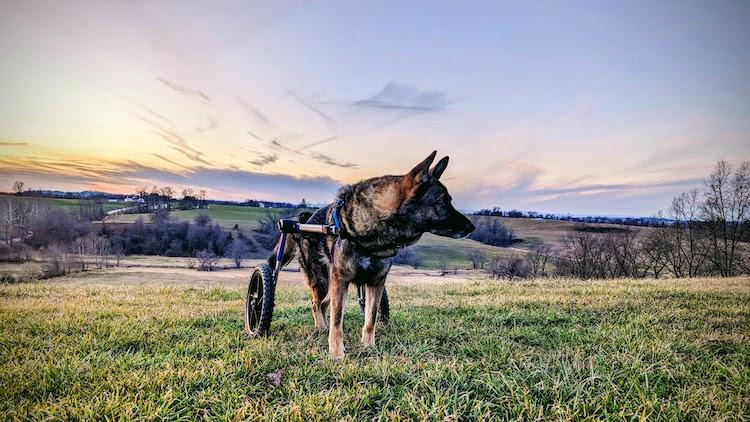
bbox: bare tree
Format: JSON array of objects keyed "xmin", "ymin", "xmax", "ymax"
[
  {"xmin": 1, "ymin": 198, "xmax": 18, "ymax": 245},
  {"xmin": 226, "ymin": 239, "xmax": 250, "ymax": 268},
  {"xmin": 468, "ymin": 249, "xmax": 487, "ymax": 269},
  {"xmin": 641, "ymin": 227, "xmax": 670, "ymax": 279},
  {"xmin": 43, "ymin": 243, "xmax": 70, "ymax": 276},
  {"xmin": 112, "ymin": 243, "xmax": 125, "ymax": 267},
  {"xmin": 526, "ymin": 244, "xmax": 552, "ymax": 278},
  {"xmin": 503, "ymin": 254, "xmax": 529, "ymax": 281},
  {"xmin": 488, "ymin": 254, "xmax": 529, "ymax": 281},
  {"xmin": 667, "ymin": 189, "xmax": 707, "ymax": 277},
  {"xmin": 89, "ymin": 234, "xmax": 112, "ymax": 269},
  {"xmin": 701, "ymin": 160, "xmax": 750, "ymax": 277},
  {"xmin": 605, "ymin": 228, "xmax": 646, "ymax": 278},
  {"xmin": 196, "ymin": 249, "xmax": 219, "ymax": 271},
  {"xmin": 489, "ymin": 255, "xmax": 503, "ymax": 279},
  {"xmin": 198, "ymin": 189, "xmax": 207, "ymax": 208},
  {"xmin": 555, "ymin": 230, "xmax": 609, "ymax": 279},
  {"xmin": 150, "ymin": 208, "xmax": 171, "ymax": 225},
  {"xmin": 160, "ymin": 186, "xmax": 175, "ymax": 209},
  {"xmin": 135, "ymin": 186, "xmax": 148, "ymax": 198},
  {"xmin": 181, "ymin": 188, "xmax": 195, "ymax": 210},
  {"xmin": 70, "ymin": 237, "xmax": 88, "ymax": 271},
  {"xmin": 12, "ymin": 181, "xmax": 25, "ymax": 195}
]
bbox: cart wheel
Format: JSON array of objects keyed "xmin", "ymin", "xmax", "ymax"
[
  {"xmin": 245, "ymin": 263, "xmax": 276, "ymax": 336},
  {"xmin": 357, "ymin": 285, "xmax": 390, "ymax": 323}
]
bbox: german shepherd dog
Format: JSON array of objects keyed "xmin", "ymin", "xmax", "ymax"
[{"xmin": 269, "ymin": 151, "xmax": 475, "ymax": 358}]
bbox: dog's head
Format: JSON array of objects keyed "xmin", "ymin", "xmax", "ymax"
[{"xmin": 398, "ymin": 151, "xmax": 475, "ymax": 238}]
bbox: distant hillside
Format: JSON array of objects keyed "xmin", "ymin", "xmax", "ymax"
[{"xmin": 493, "ymin": 216, "xmax": 655, "ymax": 250}]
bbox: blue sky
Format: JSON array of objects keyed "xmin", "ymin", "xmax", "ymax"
[{"xmin": 1, "ymin": 0, "xmax": 748, "ymax": 215}]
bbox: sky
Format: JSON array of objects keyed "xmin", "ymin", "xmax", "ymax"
[{"xmin": 1, "ymin": 0, "xmax": 749, "ymax": 216}]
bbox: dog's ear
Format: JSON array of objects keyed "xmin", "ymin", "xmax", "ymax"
[
  {"xmin": 401, "ymin": 150, "xmax": 436, "ymax": 199},
  {"xmin": 430, "ymin": 156, "xmax": 449, "ymax": 180}
]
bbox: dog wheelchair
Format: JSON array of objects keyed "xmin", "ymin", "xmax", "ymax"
[{"xmin": 245, "ymin": 217, "xmax": 389, "ymax": 336}]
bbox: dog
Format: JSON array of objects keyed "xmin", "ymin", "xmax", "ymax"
[{"xmin": 269, "ymin": 151, "xmax": 475, "ymax": 358}]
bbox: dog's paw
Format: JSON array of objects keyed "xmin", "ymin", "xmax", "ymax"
[
  {"xmin": 328, "ymin": 343, "xmax": 345, "ymax": 359},
  {"xmin": 361, "ymin": 333, "xmax": 375, "ymax": 348}
]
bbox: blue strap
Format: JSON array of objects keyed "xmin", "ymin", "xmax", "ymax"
[{"xmin": 332, "ymin": 200, "xmax": 344, "ymax": 233}]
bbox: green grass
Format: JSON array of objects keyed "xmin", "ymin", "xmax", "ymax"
[
  {"xmin": 1, "ymin": 276, "xmax": 748, "ymax": 420},
  {"xmin": 107, "ymin": 205, "xmax": 294, "ymax": 233},
  {"xmin": 0, "ymin": 194, "xmax": 125, "ymax": 213},
  {"xmin": 414, "ymin": 233, "xmax": 522, "ymax": 269}
]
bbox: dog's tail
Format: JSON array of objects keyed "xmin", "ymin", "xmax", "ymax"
[{"xmin": 266, "ymin": 211, "xmax": 314, "ymax": 269}]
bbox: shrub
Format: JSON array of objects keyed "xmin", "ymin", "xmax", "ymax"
[
  {"xmin": 393, "ymin": 247, "xmax": 422, "ymax": 268},
  {"xmin": 196, "ymin": 249, "xmax": 219, "ymax": 271},
  {"xmin": 489, "ymin": 254, "xmax": 529, "ymax": 281},
  {"xmin": 194, "ymin": 213, "xmax": 211, "ymax": 227},
  {"xmin": 469, "ymin": 217, "xmax": 516, "ymax": 247},
  {"xmin": 226, "ymin": 239, "xmax": 250, "ymax": 268}
]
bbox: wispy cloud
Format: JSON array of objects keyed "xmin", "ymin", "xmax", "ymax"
[
  {"xmin": 300, "ymin": 136, "xmax": 337, "ymax": 151},
  {"xmin": 246, "ymin": 130, "xmax": 264, "ymax": 141},
  {"xmin": 98, "ymin": 86, "xmax": 172, "ymax": 124},
  {"xmin": 154, "ymin": 129, "xmax": 213, "ymax": 166},
  {"xmin": 248, "ymin": 153, "xmax": 279, "ymax": 167},
  {"xmin": 152, "ymin": 153, "xmax": 190, "ymax": 169},
  {"xmin": 527, "ymin": 179, "xmax": 704, "ymax": 198},
  {"xmin": 234, "ymin": 96, "xmax": 274, "ymax": 126},
  {"xmin": 156, "ymin": 77, "xmax": 211, "ymax": 102},
  {"xmin": 287, "ymin": 89, "xmax": 337, "ymax": 131},
  {"xmin": 0, "ymin": 141, "xmax": 28, "ymax": 146},
  {"xmin": 309, "ymin": 152, "xmax": 359, "ymax": 169},
  {"xmin": 328, "ymin": 81, "xmax": 452, "ymax": 119},
  {"xmin": 248, "ymin": 134, "xmax": 356, "ymax": 169}
]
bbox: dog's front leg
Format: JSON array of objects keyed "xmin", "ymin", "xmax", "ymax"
[
  {"xmin": 361, "ymin": 281, "xmax": 385, "ymax": 348},
  {"xmin": 327, "ymin": 270, "xmax": 347, "ymax": 359}
]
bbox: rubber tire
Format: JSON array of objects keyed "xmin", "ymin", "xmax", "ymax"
[
  {"xmin": 357, "ymin": 285, "xmax": 390, "ymax": 323},
  {"xmin": 245, "ymin": 263, "xmax": 276, "ymax": 336}
]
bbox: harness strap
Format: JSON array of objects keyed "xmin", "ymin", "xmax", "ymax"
[{"xmin": 332, "ymin": 199, "xmax": 345, "ymax": 235}]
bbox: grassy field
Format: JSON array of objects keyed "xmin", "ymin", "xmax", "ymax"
[
  {"xmin": 106, "ymin": 205, "xmax": 288, "ymax": 233},
  {"xmin": 413, "ymin": 233, "xmax": 523, "ymax": 269},
  {"xmin": 0, "ymin": 194, "xmax": 126, "ymax": 213},
  {"xmin": 1, "ymin": 268, "xmax": 748, "ymax": 420}
]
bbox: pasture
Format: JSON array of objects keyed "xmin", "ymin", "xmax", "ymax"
[
  {"xmin": 1, "ymin": 265, "xmax": 748, "ymax": 420},
  {"xmin": 106, "ymin": 205, "xmax": 277, "ymax": 233},
  {"xmin": 0, "ymin": 194, "xmax": 126, "ymax": 213}
]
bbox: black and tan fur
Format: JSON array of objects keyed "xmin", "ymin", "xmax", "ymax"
[{"xmin": 269, "ymin": 151, "xmax": 475, "ymax": 358}]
